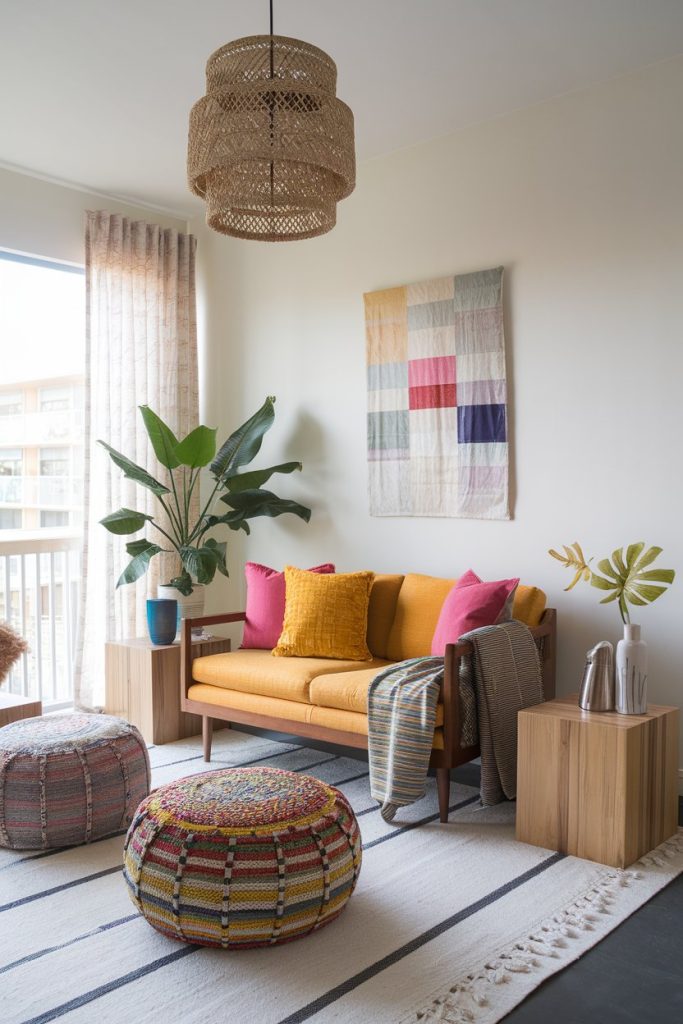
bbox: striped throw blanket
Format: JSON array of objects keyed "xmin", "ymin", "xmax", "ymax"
[
  {"xmin": 368, "ymin": 621, "xmax": 543, "ymax": 819},
  {"xmin": 463, "ymin": 619, "xmax": 543, "ymax": 805},
  {"xmin": 368, "ymin": 656, "xmax": 445, "ymax": 822}
]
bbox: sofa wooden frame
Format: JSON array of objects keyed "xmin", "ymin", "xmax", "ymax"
[{"xmin": 181, "ymin": 608, "xmax": 557, "ymax": 824}]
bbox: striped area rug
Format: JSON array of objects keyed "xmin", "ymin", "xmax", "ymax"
[{"xmin": 1, "ymin": 728, "xmax": 681, "ymax": 1024}]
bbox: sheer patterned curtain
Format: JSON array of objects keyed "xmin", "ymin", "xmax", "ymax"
[{"xmin": 74, "ymin": 211, "xmax": 199, "ymax": 709}]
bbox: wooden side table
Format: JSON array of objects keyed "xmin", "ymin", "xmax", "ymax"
[
  {"xmin": 516, "ymin": 694, "xmax": 679, "ymax": 868},
  {"xmin": 0, "ymin": 692, "xmax": 42, "ymax": 728},
  {"xmin": 105, "ymin": 635, "xmax": 231, "ymax": 745}
]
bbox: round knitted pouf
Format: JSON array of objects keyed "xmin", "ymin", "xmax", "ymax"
[
  {"xmin": 123, "ymin": 766, "xmax": 362, "ymax": 948},
  {"xmin": 0, "ymin": 713, "xmax": 150, "ymax": 850}
]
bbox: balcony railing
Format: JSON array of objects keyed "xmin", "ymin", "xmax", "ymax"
[
  {"xmin": 0, "ymin": 530, "xmax": 80, "ymax": 708},
  {"xmin": 0, "ymin": 474, "xmax": 83, "ymax": 509},
  {"xmin": 0, "ymin": 409, "xmax": 84, "ymax": 446}
]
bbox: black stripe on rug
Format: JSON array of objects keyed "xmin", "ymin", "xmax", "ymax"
[
  {"xmin": 19, "ymin": 946, "xmax": 198, "ymax": 1024},
  {"xmin": 277, "ymin": 851, "xmax": 567, "ymax": 1024},
  {"xmin": 363, "ymin": 793, "xmax": 480, "ymax": 848}
]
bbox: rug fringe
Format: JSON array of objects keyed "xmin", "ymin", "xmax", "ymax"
[{"xmin": 410, "ymin": 829, "xmax": 683, "ymax": 1023}]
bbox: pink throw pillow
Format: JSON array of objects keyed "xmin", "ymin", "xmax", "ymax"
[
  {"xmin": 430, "ymin": 569, "xmax": 520, "ymax": 656},
  {"xmin": 241, "ymin": 562, "xmax": 335, "ymax": 649}
]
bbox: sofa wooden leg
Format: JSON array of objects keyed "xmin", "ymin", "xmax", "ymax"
[
  {"xmin": 202, "ymin": 716, "xmax": 213, "ymax": 762},
  {"xmin": 437, "ymin": 768, "xmax": 450, "ymax": 823}
]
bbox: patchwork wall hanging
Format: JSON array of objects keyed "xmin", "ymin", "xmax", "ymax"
[{"xmin": 364, "ymin": 266, "xmax": 509, "ymax": 519}]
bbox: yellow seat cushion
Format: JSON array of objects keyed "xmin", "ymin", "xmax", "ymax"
[
  {"xmin": 512, "ymin": 585, "xmax": 546, "ymax": 627},
  {"xmin": 309, "ymin": 666, "xmax": 444, "ymax": 726},
  {"xmin": 192, "ymin": 649, "xmax": 392, "ymax": 704},
  {"xmin": 274, "ymin": 567, "xmax": 374, "ymax": 661},
  {"xmin": 366, "ymin": 574, "xmax": 405, "ymax": 658},
  {"xmin": 188, "ymin": 683, "xmax": 444, "ymax": 750},
  {"xmin": 386, "ymin": 573, "xmax": 455, "ymax": 661}
]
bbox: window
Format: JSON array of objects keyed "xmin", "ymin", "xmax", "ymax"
[
  {"xmin": 0, "ymin": 449, "xmax": 22, "ymax": 476},
  {"xmin": 0, "ymin": 510, "xmax": 22, "ymax": 530},
  {"xmin": 0, "ymin": 251, "xmax": 84, "ymax": 534},
  {"xmin": 40, "ymin": 386, "xmax": 72, "ymax": 412},
  {"xmin": 40, "ymin": 510, "xmax": 69, "ymax": 528},
  {"xmin": 40, "ymin": 447, "xmax": 70, "ymax": 476},
  {"xmin": 0, "ymin": 392, "xmax": 22, "ymax": 416}
]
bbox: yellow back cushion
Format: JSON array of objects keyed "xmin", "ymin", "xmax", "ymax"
[
  {"xmin": 366, "ymin": 574, "xmax": 405, "ymax": 658},
  {"xmin": 385, "ymin": 573, "xmax": 547, "ymax": 661},
  {"xmin": 386, "ymin": 574, "xmax": 455, "ymax": 661},
  {"xmin": 273, "ymin": 567, "xmax": 374, "ymax": 661},
  {"xmin": 512, "ymin": 585, "xmax": 546, "ymax": 627}
]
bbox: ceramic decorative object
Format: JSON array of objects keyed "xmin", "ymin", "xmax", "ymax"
[
  {"xmin": 146, "ymin": 598, "xmax": 178, "ymax": 645},
  {"xmin": 157, "ymin": 584, "xmax": 204, "ymax": 639},
  {"xmin": 578, "ymin": 640, "xmax": 615, "ymax": 711},
  {"xmin": 615, "ymin": 623, "xmax": 648, "ymax": 714}
]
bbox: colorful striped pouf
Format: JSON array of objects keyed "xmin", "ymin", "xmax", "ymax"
[
  {"xmin": 123, "ymin": 766, "xmax": 362, "ymax": 948},
  {"xmin": 0, "ymin": 713, "xmax": 150, "ymax": 850}
]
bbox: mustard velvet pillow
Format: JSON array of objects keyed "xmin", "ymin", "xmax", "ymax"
[{"xmin": 273, "ymin": 567, "xmax": 375, "ymax": 661}]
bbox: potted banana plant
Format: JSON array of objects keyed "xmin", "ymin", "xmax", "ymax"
[{"xmin": 99, "ymin": 396, "xmax": 310, "ymax": 626}]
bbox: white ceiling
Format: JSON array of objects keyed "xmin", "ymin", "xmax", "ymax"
[{"xmin": 2, "ymin": 0, "xmax": 683, "ymax": 215}]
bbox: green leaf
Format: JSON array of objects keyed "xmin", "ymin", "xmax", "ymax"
[
  {"xmin": 139, "ymin": 406, "xmax": 181, "ymax": 469},
  {"xmin": 169, "ymin": 571, "xmax": 194, "ymax": 596},
  {"xmin": 634, "ymin": 568, "xmax": 676, "ymax": 584},
  {"xmin": 180, "ymin": 540, "xmax": 229, "ymax": 585},
  {"xmin": 126, "ymin": 538, "xmax": 162, "ymax": 557},
  {"xmin": 220, "ymin": 487, "xmax": 311, "ymax": 523},
  {"xmin": 97, "ymin": 441, "xmax": 169, "ymax": 496},
  {"xmin": 627, "ymin": 582, "xmax": 667, "ymax": 603},
  {"xmin": 599, "ymin": 591, "xmax": 620, "ymax": 604},
  {"xmin": 210, "ymin": 397, "xmax": 276, "ymax": 480},
  {"xmin": 204, "ymin": 537, "xmax": 229, "ymax": 577},
  {"xmin": 633, "ymin": 546, "xmax": 663, "ymax": 572},
  {"xmin": 590, "ymin": 573, "xmax": 616, "ymax": 591},
  {"xmin": 612, "ymin": 547, "xmax": 627, "ymax": 577},
  {"xmin": 625, "ymin": 542, "xmax": 645, "ymax": 569},
  {"xmin": 225, "ymin": 461, "xmax": 302, "ymax": 493},
  {"xmin": 174, "ymin": 425, "xmax": 217, "ymax": 468},
  {"xmin": 596, "ymin": 557, "xmax": 620, "ymax": 581},
  {"xmin": 100, "ymin": 508, "xmax": 153, "ymax": 535},
  {"xmin": 116, "ymin": 542, "xmax": 162, "ymax": 587}
]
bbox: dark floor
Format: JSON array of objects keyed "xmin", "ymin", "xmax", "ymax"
[{"xmin": 241, "ymin": 725, "xmax": 683, "ymax": 1024}]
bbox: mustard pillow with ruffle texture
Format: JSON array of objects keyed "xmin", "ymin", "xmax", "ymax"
[{"xmin": 273, "ymin": 567, "xmax": 375, "ymax": 661}]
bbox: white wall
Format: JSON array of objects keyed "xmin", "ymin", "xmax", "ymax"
[
  {"xmin": 195, "ymin": 55, "xmax": 683, "ymax": 769},
  {"xmin": 0, "ymin": 166, "xmax": 186, "ymax": 266}
]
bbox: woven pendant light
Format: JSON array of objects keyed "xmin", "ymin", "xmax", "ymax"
[{"xmin": 187, "ymin": 1, "xmax": 355, "ymax": 242}]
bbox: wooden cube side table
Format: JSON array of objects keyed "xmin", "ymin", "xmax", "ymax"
[
  {"xmin": 516, "ymin": 694, "xmax": 679, "ymax": 868},
  {"xmin": 105, "ymin": 635, "xmax": 231, "ymax": 745},
  {"xmin": 0, "ymin": 693, "xmax": 42, "ymax": 728}
]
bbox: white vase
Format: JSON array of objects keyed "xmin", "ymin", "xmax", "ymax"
[
  {"xmin": 157, "ymin": 583, "xmax": 205, "ymax": 640},
  {"xmin": 615, "ymin": 623, "xmax": 648, "ymax": 714}
]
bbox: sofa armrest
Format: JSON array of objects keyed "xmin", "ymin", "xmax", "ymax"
[
  {"xmin": 180, "ymin": 611, "xmax": 247, "ymax": 701},
  {"xmin": 440, "ymin": 609, "xmax": 557, "ymax": 753}
]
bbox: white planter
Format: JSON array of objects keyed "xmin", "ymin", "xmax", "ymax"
[
  {"xmin": 615, "ymin": 623, "xmax": 648, "ymax": 714},
  {"xmin": 157, "ymin": 583, "xmax": 205, "ymax": 640}
]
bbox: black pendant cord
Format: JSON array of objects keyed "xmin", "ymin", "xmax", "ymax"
[{"xmin": 269, "ymin": 0, "xmax": 274, "ymax": 211}]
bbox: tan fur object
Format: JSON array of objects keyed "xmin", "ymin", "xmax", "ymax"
[{"xmin": 0, "ymin": 622, "xmax": 28, "ymax": 684}]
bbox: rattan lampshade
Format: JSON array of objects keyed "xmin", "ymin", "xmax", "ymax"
[{"xmin": 188, "ymin": 34, "xmax": 355, "ymax": 242}]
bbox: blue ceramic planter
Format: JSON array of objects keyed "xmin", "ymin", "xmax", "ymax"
[{"xmin": 146, "ymin": 598, "xmax": 178, "ymax": 645}]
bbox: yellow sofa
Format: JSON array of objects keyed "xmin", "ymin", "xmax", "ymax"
[{"xmin": 181, "ymin": 572, "xmax": 556, "ymax": 822}]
